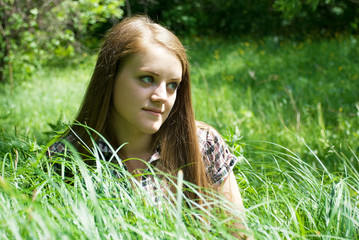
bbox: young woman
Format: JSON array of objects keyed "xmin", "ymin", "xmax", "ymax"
[{"xmin": 49, "ymin": 15, "xmax": 251, "ymax": 238}]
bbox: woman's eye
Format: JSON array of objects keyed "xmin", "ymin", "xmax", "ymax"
[
  {"xmin": 167, "ymin": 82, "xmax": 179, "ymax": 91},
  {"xmin": 140, "ymin": 76, "xmax": 154, "ymax": 84}
]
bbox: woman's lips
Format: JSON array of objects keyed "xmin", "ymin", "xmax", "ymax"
[{"xmin": 143, "ymin": 108, "xmax": 163, "ymax": 116}]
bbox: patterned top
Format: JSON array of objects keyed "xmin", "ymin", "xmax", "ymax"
[{"xmin": 49, "ymin": 124, "xmax": 238, "ymax": 200}]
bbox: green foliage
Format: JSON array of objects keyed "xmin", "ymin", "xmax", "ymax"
[
  {"xmin": 0, "ymin": 35, "xmax": 358, "ymax": 238},
  {"xmin": 0, "ymin": 123, "xmax": 358, "ymax": 238},
  {"xmin": 188, "ymin": 35, "xmax": 359, "ymax": 171},
  {"xmin": 129, "ymin": 0, "xmax": 359, "ymax": 36},
  {"xmin": 0, "ymin": 58, "xmax": 94, "ymax": 144},
  {"xmin": 0, "ymin": 0, "xmax": 124, "ymax": 83},
  {"xmin": 273, "ymin": 0, "xmax": 320, "ymax": 20},
  {"xmin": 130, "ymin": 0, "xmax": 281, "ymax": 36},
  {"xmin": 0, "ymin": 137, "xmax": 251, "ymax": 239},
  {"xmin": 239, "ymin": 142, "xmax": 359, "ymax": 239},
  {"xmin": 272, "ymin": 0, "xmax": 359, "ymax": 34}
]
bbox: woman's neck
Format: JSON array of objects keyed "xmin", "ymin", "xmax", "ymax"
[
  {"xmin": 119, "ymin": 133, "xmax": 153, "ymax": 160},
  {"xmin": 107, "ymin": 119, "xmax": 153, "ymax": 161}
]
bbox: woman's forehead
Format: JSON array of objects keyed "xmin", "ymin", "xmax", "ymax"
[{"xmin": 120, "ymin": 45, "xmax": 182, "ymax": 78}]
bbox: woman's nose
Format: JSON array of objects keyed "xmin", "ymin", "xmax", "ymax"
[{"xmin": 151, "ymin": 82, "xmax": 167, "ymax": 103}]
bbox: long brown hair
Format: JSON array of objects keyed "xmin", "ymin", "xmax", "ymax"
[{"xmin": 71, "ymin": 15, "xmax": 209, "ymax": 198}]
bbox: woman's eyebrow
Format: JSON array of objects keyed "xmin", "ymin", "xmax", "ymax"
[
  {"xmin": 139, "ymin": 68, "xmax": 159, "ymax": 76},
  {"xmin": 139, "ymin": 67, "xmax": 181, "ymax": 81}
]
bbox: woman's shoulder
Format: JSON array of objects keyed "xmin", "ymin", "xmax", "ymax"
[
  {"xmin": 195, "ymin": 120, "xmax": 238, "ymax": 185},
  {"xmin": 196, "ymin": 120, "xmax": 224, "ymax": 146}
]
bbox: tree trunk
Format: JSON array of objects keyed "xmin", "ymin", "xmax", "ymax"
[
  {"xmin": 0, "ymin": 25, "xmax": 7, "ymax": 83},
  {"xmin": 126, "ymin": 0, "xmax": 132, "ymax": 17},
  {"xmin": 0, "ymin": 22, "xmax": 13, "ymax": 86},
  {"xmin": 0, "ymin": 45, "xmax": 5, "ymax": 83},
  {"xmin": 0, "ymin": 0, "xmax": 14, "ymax": 87}
]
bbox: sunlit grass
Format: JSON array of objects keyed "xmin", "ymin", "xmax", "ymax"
[
  {"xmin": 0, "ymin": 60, "xmax": 94, "ymax": 145},
  {"xmin": 1, "ymin": 132, "xmax": 358, "ymax": 238},
  {"xmin": 0, "ymin": 133, "xmax": 250, "ymax": 239},
  {"xmin": 239, "ymin": 141, "xmax": 359, "ymax": 239},
  {"xmin": 1, "ymin": 35, "xmax": 359, "ymax": 239},
  {"xmin": 189, "ymin": 35, "xmax": 359, "ymax": 171}
]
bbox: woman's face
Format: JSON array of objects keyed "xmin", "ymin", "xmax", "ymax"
[{"xmin": 111, "ymin": 45, "xmax": 182, "ymax": 136}]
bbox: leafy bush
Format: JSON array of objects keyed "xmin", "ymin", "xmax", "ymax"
[
  {"xmin": 129, "ymin": 0, "xmax": 359, "ymax": 37},
  {"xmin": 0, "ymin": 0, "xmax": 125, "ymax": 84}
]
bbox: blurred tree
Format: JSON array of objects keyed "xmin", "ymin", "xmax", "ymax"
[
  {"xmin": 1, "ymin": 0, "xmax": 357, "ymax": 85},
  {"xmin": 273, "ymin": 0, "xmax": 359, "ymax": 34},
  {"xmin": 127, "ymin": 0, "xmax": 358, "ymax": 37},
  {"xmin": 0, "ymin": 0, "xmax": 124, "ymax": 84}
]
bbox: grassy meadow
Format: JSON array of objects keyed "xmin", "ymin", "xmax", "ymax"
[{"xmin": 0, "ymin": 35, "xmax": 358, "ymax": 239}]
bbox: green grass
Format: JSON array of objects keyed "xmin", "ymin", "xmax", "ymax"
[
  {"xmin": 0, "ymin": 35, "xmax": 358, "ymax": 239},
  {"xmin": 188, "ymin": 35, "xmax": 359, "ymax": 171}
]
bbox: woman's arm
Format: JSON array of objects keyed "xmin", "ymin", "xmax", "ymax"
[
  {"xmin": 196, "ymin": 124, "xmax": 253, "ymax": 238},
  {"xmin": 217, "ymin": 171, "xmax": 244, "ymax": 210},
  {"xmin": 215, "ymin": 171, "xmax": 254, "ymax": 239}
]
